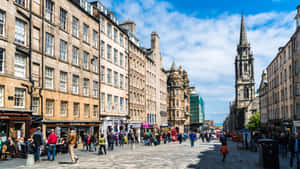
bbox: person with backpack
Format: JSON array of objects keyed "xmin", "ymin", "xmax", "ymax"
[
  {"xmin": 32, "ymin": 127, "xmax": 44, "ymax": 162},
  {"xmin": 107, "ymin": 132, "xmax": 115, "ymax": 151},
  {"xmin": 67, "ymin": 129, "xmax": 78, "ymax": 164}
]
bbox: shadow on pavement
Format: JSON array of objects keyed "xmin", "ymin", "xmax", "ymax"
[{"xmin": 187, "ymin": 143, "xmax": 222, "ymax": 169}]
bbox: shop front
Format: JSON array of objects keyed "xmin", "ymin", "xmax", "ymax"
[
  {"xmin": 128, "ymin": 121, "xmax": 142, "ymax": 142},
  {"xmin": 101, "ymin": 116, "xmax": 127, "ymax": 137},
  {"xmin": 0, "ymin": 109, "xmax": 32, "ymax": 142},
  {"xmin": 42, "ymin": 121, "xmax": 101, "ymax": 144}
]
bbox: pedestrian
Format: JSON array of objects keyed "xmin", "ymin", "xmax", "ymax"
[
  {"xmin": 200, "ymin": 133, "xmax": 205, "ymax": 142},
  {"xmin": 47, "ymin": 129, "xmax": 57, "ymax": 161},
  {"xmin": 32, "ymin": 127, "xmax": 44, "ymax": 162},
  {"xmin": 167, "ymin": 132, "xmax": 171, "ymax": 143},
  {"xmin": 82, "ymin": 132, "xmax": 88, "ymax": 151},
  {"xmin": 67, "ymin": 129, "xmax": 78, "ymax": 164},
  {"xmin": 108, "ymin": 132, "xmax": 114, "ymax": 151},
  {"xmin": 114, "ymin": 132, "xmax": 119, "ymax": 147},
  {"xmin": 119, "ymin": 131, "xmax": 124, "ymax": 147},
  {"xmin": 244, "ymin": 133, "xmax": 249, "ymax": 150},
  {"xmin": 178, "ymin": 133, "xmax": 183, "ymax": 144},
  {"xmin": 98, "ymin": 134, "xmax": 106, "ymax": 155},
  {"xmin": 163, "ymin": 132, "xmax": 167, "ymax": 144},
  {"xmin": 289, "ymin": 133, "xmax": 296, "ymax": 168},
  {"xmin": 220, "ymin": 141, "xmax": 228, "ymax": 162},
  {"xmin": 189, "ymin": 131, "xmax": 196, "ymax": 147}
]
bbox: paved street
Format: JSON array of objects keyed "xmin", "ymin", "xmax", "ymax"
[{"xmin": 0, "ymin": 139, "xmax": 293, "ymax": 169}]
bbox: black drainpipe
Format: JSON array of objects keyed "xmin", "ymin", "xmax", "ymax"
[
  {"xmin": 39, "ymin": 0, "xmax": 45, "ymax": 125},
  {"xmin": 98, "ymin": 13, "xmax": 102, "ymax": 132}
]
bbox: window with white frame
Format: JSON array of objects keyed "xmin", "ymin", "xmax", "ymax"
[
  {"xmin": 113, "ymin": 49, "xmax": 117, "ymax": 64},
  {"xmin": 83, "ymin": 78, "xmax": 89, "ymax": 96},
  {"xmin": 0, "ymin": 48, "xmax": 4, "ymax": 73},
  {"xmin": 45, "ymin": 0, "xmax": 53, "ymax": 22},
  {"xmin": 0, "ymin": 86, "xmax": 4, "ymax": 107},
  {"xmin": 84, "ymin": 104, "xmax": 89, "ymax": 118},
  {"xmin": 60, "ymin": 8, "xmax": 67, "ymax": 30},
  {"xmin": 73, "ymin": 103, "xmax": 79, "ymax": 117},
  {"xmin": 83, "ymin": 24, "xmax": 89, "ymax": 42},
  {"xmin": 45, "ymin": 67, "xmax": 54, "ymax": 89},
  {"xmin": 119, "ymin": 53, "xmax": 123, "ymax": 67},
  {"xmin": 72, "ymin": 75, "xmax": 79, "ymax": 94},
  {"xmin": 120, "ymin": 34, "xmax": 123, "ymax": 46},
  {"xmin": 0, "ymin": 11, "xmax": 5, "ymax": 37},
  {"xmin": 45, "ymin": 33, "xmax": 54, "ymax": 56},
  {"xmin": 100, "ymin": 66, "xmax": 105, "ymax": 82},
  {"xmin": 60, "ymin": 71, "xmax": 67, "ymax": 92},
  {"xmin": 100, "ymin": 41, "xmax": 104, "ymax": 57},
  {"xmin": 60, "ymin": 101, "xmax": 67, "ymax": 117},
  {"xmin": 92, "ymin": 56, "xmax": 97, "ymax": 73},
  {"xmin": 93, "ymin": 30, "xmax": 97, "ymax": 48},
  {"xmin": 15, "ymin": 0, "xmax": 26, "ymax": 7},
  {"xmin": 100, "ymin": 16, "xmax": 104, "ymax": 32},
  {"xmin": 113, "ymin": 28, "xmax": 117, "ymax": 41},
  {"xmin": 119, "ymin": 74, "xmax": 123, "ymax": 89},
  {"xmin": 120, "ymin": 97, "xmax": 124, "ymax": 113},
  {"xmin": 107, "ymin": 44, "xmax": 111, "ymax": 60},
  {"xmin": 125, "ymin": 98, "xmax": 128, "ymax": 113},
  {"xmin": 93, "ymin": 105, "xmax": 97, "ymax": 118},
  {"xmin": 15, "ymin": 88, "xmax": 25, "ymax": 108},
  {"xmin": 32, "ymin": 97, "xmax": 39, "ymax": 114},
  {"xmin": 107, "ymin": 23, "xmax": 111, "ymax": 37},
  {"xmin": 114, "ymin": 71, "xmax": 118, "ymax": 87},
  {"xmin": 107, "ymin": 94, "xmax": 112, "ymax": 112},
  {"xmin": 83, "ymin": 51, "xmax": 89, "ymax": 70},
  {"xmin": 107, "ymin": 68, "xmax": 112, "ymax": 84},
  {"xmin": 46, "ymin": 99, "xmax": 54, "ymax": 116},
  {"xmin": 72, "ymin": 46, "xmax": 78, "ymax": 65},
  {"xmin": 14, "ymin": 54, "xmax": 26, "ymax": 78},
  {"xmin": 60, "ymin": 39, "xmax": 67, "ymax": 61},
  {"xmin": 100, "ymin": 93, "xmax": 104, "ymax": 111},
  {"xmin": 93, "ymin": 81, "xmax": 98, "ymax": 98},
  {"xmin": 114, "ymin": 96, "xmax": 118, "ymax": 113},
  {"xmin": 15, "ymin": 19, "xmax": 26, "ymax": 45},
  {"xmin": 72, "ymin": 16, "xmax": 79, "ymax": 37}
]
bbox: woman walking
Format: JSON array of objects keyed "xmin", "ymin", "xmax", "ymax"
[{"xmin": 220, "ymin": 141, "xmax": 229, "ymax": 162}]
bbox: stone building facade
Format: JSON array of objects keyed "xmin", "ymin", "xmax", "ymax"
[
  {"xmin": 167, "ymin": 62, "xmax": 193, "ymax": 133},
  {"xmin": 119, "ymin": 20, "xmax": 146, "ymax": 138},
  {"xmin": 145, "ymin": 32, "xmax": 168, "ymax": 129}
]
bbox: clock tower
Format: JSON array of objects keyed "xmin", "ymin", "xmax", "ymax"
[{"xmin": 235, "ymin": 14, "xmax": 255, "ymax": 110}]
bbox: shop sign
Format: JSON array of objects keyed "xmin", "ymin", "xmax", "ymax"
[{"xmin": 142, "ymin": 123, "xmax": 149, "ymax": 128}]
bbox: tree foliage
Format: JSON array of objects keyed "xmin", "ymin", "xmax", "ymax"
[{"xmin": 246, "ymin": 111, "xmax": 260, "ymax": 132}]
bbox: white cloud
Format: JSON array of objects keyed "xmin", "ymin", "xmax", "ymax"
[{"xmin": 105, "ymin": 0, "xmax": 296, "ymax": 122}]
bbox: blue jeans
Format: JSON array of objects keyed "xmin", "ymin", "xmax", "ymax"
[
  {"xmin": 83, "ymin": 142, "xmax": 88, "ymax": 151},
  {"xmin": 191, "ymin": 140, "xmax": 194, "ymax": 147},
  {"xmin": 48, "ymin": 144, "xmax": 56, "ymax": 160},
  {"xmin": 34, "ymin": 146, "xmax": 40, "ymax": 161},
  {"xmin": 296, "ymin": 152, "xmax": 300, "ymax": 168},
  {"xmin": 109, "ymin": 143, "xmax": 114, "ymax": 151}
]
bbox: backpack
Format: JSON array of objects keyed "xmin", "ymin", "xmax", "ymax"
[{"xmin": 33, "ymin": 133, "xmax": 42, "ymax": 146}]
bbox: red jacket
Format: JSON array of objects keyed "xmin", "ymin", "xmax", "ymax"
[{"xmin": 48, "ymin": 133, "xmax": 57, "ymax": 145}]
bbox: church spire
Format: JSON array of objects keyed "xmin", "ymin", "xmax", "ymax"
[{"xmin": 239, "ymin": 13, "xmax": 248, "ymax": 46}]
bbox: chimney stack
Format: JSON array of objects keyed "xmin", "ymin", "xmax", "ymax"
[
  {"xmin": 295, "ymin": 5, "xmax": 300, "ymax": 28},
  {"xmin": 119, "ymin": 20, "xmax": 136, "ymax": 36}
]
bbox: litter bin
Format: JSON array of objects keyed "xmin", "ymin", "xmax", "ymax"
[{"xmin": 258, "ymin": 139, "xmax": 279, "ymax": 169}]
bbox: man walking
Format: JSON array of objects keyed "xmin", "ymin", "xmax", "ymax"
[
  {"xmin": 32, "ymin": 127, "xmax": 44, "ymax": 162},
  {"xmin": 108, "ymin": 131, "xmax": 114, "ymax": 151},
  {"xmin": 289, "ymin": 133, "xmax": 296, "ymax": 168},
  {"xmin": 189, "ymin": 131, "xmax": 196, "ymax": 147},
  {"xmin": 67, "ymin": 129, "xmax": 78, "ymax": 164},
  {"xmin": 47, "ymin": 129, "xmax": 57, "ymax": 161},
  {"xmin": 98, "ymin": 134, "xmax": 106, "ymax": 155}
]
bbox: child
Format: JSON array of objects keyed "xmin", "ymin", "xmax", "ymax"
[{"xmin": 220, "ymin": 142, "xmax": 228, "ymax": 162}]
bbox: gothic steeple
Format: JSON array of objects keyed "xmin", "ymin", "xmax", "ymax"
[{"xmin": 239, "ymin": 14, "xmax": 248, "ymax": 46}]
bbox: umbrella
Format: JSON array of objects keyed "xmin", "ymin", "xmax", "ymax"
[{"xmin": 239, "ymin": 128, "xmax": 249, "ymax": 132}]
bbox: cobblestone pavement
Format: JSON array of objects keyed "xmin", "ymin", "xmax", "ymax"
[{"xmin": 0, "ymin": 139, "xmax": 293, "ymax": 169}]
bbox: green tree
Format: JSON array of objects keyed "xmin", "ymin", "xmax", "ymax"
[{"xmin": 246, "ymin": 111, "xmax": 260, "ymax": 132}]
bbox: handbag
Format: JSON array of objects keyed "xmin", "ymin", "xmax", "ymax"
[{"xmin": 74, "ymin": 143, "xmax": 78, "ymax": 149}]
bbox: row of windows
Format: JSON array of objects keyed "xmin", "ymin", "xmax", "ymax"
[
  {"xmin": 146, "ymin": 114, "xmax": 156, "ymax": 124},
  {"xmin": 100, "ymin": 41, "xmax": 128, "ymax": 68},
  {"xmin": 45, "ymin": 99, "xmax": 98, "ymax": 118},
  {"xmin": 100, "ymin": 66, "xmax": 128, "ymax": 89},
  {"xmin": 45, "ymin": 67, "xmax": 99, "ymax": 98},
  {"xmin": 100, "ymin": 93, "xmax": 128, "ymax": 114},
  {"xmin": 0, "ymin": 86, "xmax": 25, "ymax": 108}
]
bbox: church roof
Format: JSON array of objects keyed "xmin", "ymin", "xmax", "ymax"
[
  {"xmin": 239, "ymin": 14, "xmax": 248, "ymax": 46},
  {"xmin": 171, "ymin": 61, "xmax": 177, "ymax": 71}
]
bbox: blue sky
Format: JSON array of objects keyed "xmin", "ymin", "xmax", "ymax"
[{"xmin": 98, "ymin": 0, "xmax": 299, "ymax": 123}]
